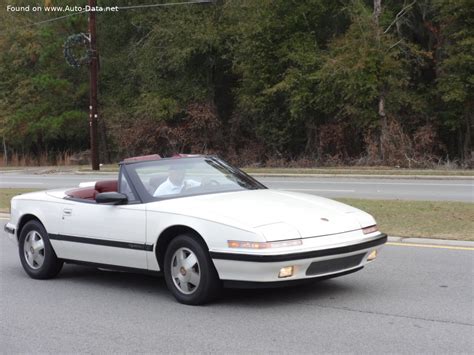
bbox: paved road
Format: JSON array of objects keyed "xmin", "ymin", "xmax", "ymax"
[
  {"xmin": 0, "ymin": 228, "xmax": 472, "ymax": 353},
  {"xmin": 262, "ymin": 176, "xmax": 473, "ymax": 202},
  {"xmin": 0, "ymin": 172, "xmax": 473, "ymax": 202}
]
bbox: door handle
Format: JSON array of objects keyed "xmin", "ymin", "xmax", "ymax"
[{"xmin": 63, "ymin": 208, "xmax": 72, "ymax": 216}]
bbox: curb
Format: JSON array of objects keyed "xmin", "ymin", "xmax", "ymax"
[
  {"xmin": 387, "ymin": 236, "xmax": 474, "ymax": 248},
  {"xmin": 74, "ymin": 170, "xmax": 117, "ymax": 175}
]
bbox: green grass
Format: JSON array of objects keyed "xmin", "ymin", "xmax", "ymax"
[
  {"xmin": 0, "ymin": 189, "xmax": 472, "ymax": 241},
  {"xmin": 337, "ymin": 198, "xmax": 474, "ymax": 241},
  {"xmin": 0, "ymin": 188, "xmax": 39, "ymax": 213}
]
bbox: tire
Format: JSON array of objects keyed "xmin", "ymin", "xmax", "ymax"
[
  {"xmin": 164, "ymin": 234, "xmax": 221, "ymax": 305},
  {"xmin": 18, "ymin": 220, "xmax": 63, "ymax": 279}
]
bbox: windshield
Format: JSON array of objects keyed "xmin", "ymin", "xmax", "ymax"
[{"xmin": 126, "ymin": 156, "xmax": 266, "ymax": 201}]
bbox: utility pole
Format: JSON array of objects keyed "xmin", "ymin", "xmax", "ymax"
[
  {"xmin": 88, "ymin": 0, "xmax": 99, "ymax": 170},
  {"xmin": 83, "ymin": 0, "xmax": 213, "ymax": 170}
]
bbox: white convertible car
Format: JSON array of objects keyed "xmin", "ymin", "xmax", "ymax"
[{"xmin": 4, "ymin": 154, "xmax": 386, "ymax": 304}]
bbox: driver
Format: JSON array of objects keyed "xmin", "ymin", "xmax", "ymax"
[{"xmin": 153, "ymin": 164, "xmax": 200, "ymax": 197}]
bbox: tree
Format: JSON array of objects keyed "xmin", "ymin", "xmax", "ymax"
[
  {"xmin": 314, "ymin": 1, "xmax": 412, "ymax": 162},
  {"xmin": 435, "ymin": 0, "xmax": 473, "ymax": 163}
]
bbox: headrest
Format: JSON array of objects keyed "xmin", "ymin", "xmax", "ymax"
[{"xmin": 95, "ymin": 180, "xmax": 118, "ymax": 193}]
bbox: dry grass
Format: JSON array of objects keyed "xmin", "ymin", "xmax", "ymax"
[
  {"xmin": 337, "ymin": 198, "xmax": 474, "ymax": 241},
  {"xmin": 0, "ymin": 188, "xmax": 40, "ymax": 213},
  {"xmin": 0, "ymin": 152, "xmax": 74, "ymax": 167}
]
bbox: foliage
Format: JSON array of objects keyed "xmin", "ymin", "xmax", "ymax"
[
  {"xmin": 0, "ymin": 0, "xmax": 472, "ymax": 166},
  {"xmin": 434, "ymin": 0, "xmax": 473, "ymax": 161}
]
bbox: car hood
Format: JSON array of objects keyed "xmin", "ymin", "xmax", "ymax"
[{"xmin": 149, "ymin": 189, "xmax": 375, "ymax": 241}]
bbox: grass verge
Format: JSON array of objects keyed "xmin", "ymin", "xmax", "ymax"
[
  {"xmin": 0, "ymin": 189, "xmax": 471, "ymax": 241},
  {"xmin": 0, "ymin": 188, "xmax": 39, "ymax": 213},
  {"xmin": 337, "ymin": 198, "xmax": 474, "ymax": 241}
]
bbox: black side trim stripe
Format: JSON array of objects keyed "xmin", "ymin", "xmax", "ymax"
[
  {"xmin": 62, "ymin": 259, "xmax": 161, "ymax": 276},
  {"xmin": 210, "ymin": 233, "xmax": 387, "ymax": 263},
  {"xmin": 49, "ymin": 234, "xmax": 154, "ymax": 252}
]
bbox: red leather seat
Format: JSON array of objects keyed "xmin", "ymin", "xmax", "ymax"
[
  {"xmin": 65, "ymin": 180, "xmax": 117, "ymax": 201},
  {"xmin": 66, "ymin": 187, "xmax": 97, "ymax": 200},
  {"xmin": 95, "ymin": 180, "xmax": 118, "ymax": 193}
]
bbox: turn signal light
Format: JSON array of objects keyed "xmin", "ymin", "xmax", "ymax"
[
  {"xmin": 227, "ymin": 239, "xmax": 302, "ymax": 249},
  {"xmin": 367, "ymin": 249, "xmax": 378, "ymax": 261},
  {"xmin": 362, "ymin": 225, "xmax": 378, "ymax": 234}
]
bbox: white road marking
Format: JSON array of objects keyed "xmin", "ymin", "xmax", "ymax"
[
  {"xmin": 263, "ymin": 180, "xmax": 473, "ymax": 187},
  {"xmin": 387, "ymin": 242, "xmax": 474, "ymax": 251},
  {"xmin": 279, "ymin": 188, "xmax": 355, "ymax": 193}
]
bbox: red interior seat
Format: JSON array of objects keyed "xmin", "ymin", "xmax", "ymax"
[
  {"xmin": 95, "ymin": 180, "xmax": 118, "ymax": 193},
  {"xmin": 65, "ymin": 180, "xmax": 117, "ymax": 201},
  {"xmin": 66, "ymin": 187, "xmax": 97, "ymax": 200}
]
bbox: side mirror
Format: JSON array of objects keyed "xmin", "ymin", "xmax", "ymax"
[{"xmin": 95, "ymin": 192, "xmax": 128, "ymax": 205}]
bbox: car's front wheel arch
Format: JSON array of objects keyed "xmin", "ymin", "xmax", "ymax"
[
  {"xmin": 17, "ymin": 214, "xmax": 43, "ymax": 242},
  {"xmin": 163, "ymin": 233, "xmax": 221, "ymax": 304},
  {"xmin": 18, "ymin": 219, "xmax": 63, "ymax": 279},
  {"xmin": 155, "ymin": 225, "xmax": 210, "ymax": 271}
]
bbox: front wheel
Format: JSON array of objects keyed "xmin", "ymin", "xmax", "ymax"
[
  {"xmin": 164, "ymin": 234, "xmax": 221, "ymax": 305},
  {"xmin": 18, "ymin": 220, "xmax": 63, "ymax": 279}
]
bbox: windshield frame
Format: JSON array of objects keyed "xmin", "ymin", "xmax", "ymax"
[{"xmin": 122, "ymin": 156, "xmax": 267, "ymax": 203}]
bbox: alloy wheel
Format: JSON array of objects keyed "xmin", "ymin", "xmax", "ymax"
[
  {"xmin": 23, "ymin": 231, "xmax": 45, "ymax": 270},
  {"xmin": 170, "ymin": 247, "xmax": 201, "ymax": 295}
]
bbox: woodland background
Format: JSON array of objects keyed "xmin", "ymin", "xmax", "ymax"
[{"xmin": 0, "ymin": 0, "xmax": 472, "ymax": 167}]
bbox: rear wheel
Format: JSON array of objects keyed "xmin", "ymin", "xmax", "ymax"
[
  {"xmin": 164, "ymin": 234, "xmax": 221, "ymax": 305},
  {"xmin": 19, "ymin": 220, "xmax": 63, "ymax": 279}
]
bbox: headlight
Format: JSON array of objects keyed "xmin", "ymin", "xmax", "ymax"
[
  {"xmin": 227, "ymin": 239, "xmax": 302, "ymax": 249},
  {"xmin": 362, "ymin": 225, "xmax": 378, "ymax": 234}
]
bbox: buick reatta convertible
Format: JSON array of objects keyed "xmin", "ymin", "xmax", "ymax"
[{"xmin": 4, "ymin": 155, "xmax": 386, "ymax": 304}]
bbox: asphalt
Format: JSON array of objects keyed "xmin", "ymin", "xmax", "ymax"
[
  {"xmin": 0, "ymin": 171, "xmax": 473, "ymax": 202},
  {"xmin": 0, "ymin": 226, "xmax": 473, "ymax": 353}
]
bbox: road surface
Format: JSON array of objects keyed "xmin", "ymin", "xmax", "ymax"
[
  {"xmin": 0, "ymin": 227, "xmax": 472, "ymax": 353},
  {"xmin": 0, "ymin": 171, "xmax": 473, "ymax": 202}
]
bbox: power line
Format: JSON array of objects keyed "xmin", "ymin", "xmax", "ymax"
[
  {"xmin": 117, "ymin": 0, "xmax": 212, "ymax": 10},
  {"xmin": 13, "ymin": 0, "xmax": 213, "ymax": 29},
  {"xmin": 19, "ymin": 11, "xmax": 87, "ymax": 28}
]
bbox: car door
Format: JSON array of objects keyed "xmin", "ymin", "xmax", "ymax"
[{"xmin": 54, "ymin": 172, "xmax": 149, "ymax": 270}]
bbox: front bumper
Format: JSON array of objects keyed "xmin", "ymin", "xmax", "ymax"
[
  {"xmin": 4, "ymin": 223, "xmax": 17, "ymax": 244},
  {"xmin": 211, "ymin": 233, "xmax": 387, "ymax": 284}
]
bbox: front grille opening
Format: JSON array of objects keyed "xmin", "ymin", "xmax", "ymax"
[{"xmin": 305, "ymin": 253, "xmax": 366, "ymax": 276}]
